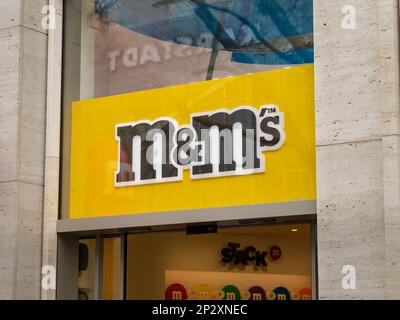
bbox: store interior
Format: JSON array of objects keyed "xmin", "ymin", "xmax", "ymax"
[{"xmin": 78, "ymin": 222, "xmax": 313, "ymax": 300}]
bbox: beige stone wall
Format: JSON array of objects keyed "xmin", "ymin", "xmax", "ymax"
[
  {"xmin": 0, "ymin": 0, "xmax": 49, "ymax": 299},
  {"xmin": 314, "ymin": 0, "xmax": 400, "ymax": 299}
]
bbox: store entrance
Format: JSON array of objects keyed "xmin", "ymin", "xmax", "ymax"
[{"xmin": 77, "ymin": 220, "xmax": 316, "ymax": 300}]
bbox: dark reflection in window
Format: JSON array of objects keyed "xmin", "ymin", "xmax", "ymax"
[{"xmin": 95, "ymin": 0, "xmax": 313, "ymax": 71}]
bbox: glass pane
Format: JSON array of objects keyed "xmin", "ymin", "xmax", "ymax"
[
  {"xmin": 78, "ymin": 239, "xmax": 96, "ymax": 300},
  {"xmin": 126, "ymin": 223, "xmax": 312, "ymax": 300},
  {"xmin": 103, "ymin": 237, "xmax": 122, "ymax": 300},
  {"xmin": 61, "ymin": 0, "xmax": 314, "ymax": 219}
]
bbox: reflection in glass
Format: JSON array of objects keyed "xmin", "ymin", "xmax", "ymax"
[
  {"xmin": 78, "ymin": 239, "xmax": 96, "ymax": 300},
  {"xmin": 61, "ymin": 0, "xmax": 314, "ymax": 219},
  {"xmin": 103, "ymin": 237, "xmax": 122, "ymax": 300}
]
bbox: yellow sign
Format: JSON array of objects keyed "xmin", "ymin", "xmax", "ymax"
[{"xmin": 70, "ymin": 65, "xmax": 316, "ymax": 219}]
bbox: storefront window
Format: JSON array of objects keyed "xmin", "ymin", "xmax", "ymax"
[
  {"xmin": 126, "ymin": 223, "xmax": 313, "ymax": 300},
  {"xmin": 78, "ymin": 236, "xmax": 123, "ymax": 300},
  {"xmin": 61, "ymin": 0, "xmax": 314, "ymax": 219},
  {"xmin": 78, "ymin": 239, "xmax": 96, "ymax": 300},
  {"xmin": 63, "ymin": 0, "xmax": 316, "ymax": 300},
  {"xmin": 103, "ymin": 237, "xmax": 122, "ymax": 300}
]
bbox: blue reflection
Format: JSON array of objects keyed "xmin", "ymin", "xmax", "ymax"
[{"xmin": 95, "ymin": 0, "xmax": 313, "ymax": 65}]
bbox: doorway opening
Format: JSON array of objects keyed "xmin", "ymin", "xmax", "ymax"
[{"xmin": 76, "ymin": 218, "xmax": 317, "ymax": 300}]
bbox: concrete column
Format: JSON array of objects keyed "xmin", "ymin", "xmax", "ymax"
[
  {"xmin": 41, "ymin": 0, "xmax": 63, "ymax": 300},
  {"xmin": 0, "ymin": 0, "xmax": 49, "ymax": 299},
  {"xmin": 314, "ymin": 0, "xmax": 400, "ymax": 299}
]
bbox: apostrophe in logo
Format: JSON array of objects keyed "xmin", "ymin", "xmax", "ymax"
[{"xmin": 115, "ymin": 105, "xmax": 285, "ymax": 186}]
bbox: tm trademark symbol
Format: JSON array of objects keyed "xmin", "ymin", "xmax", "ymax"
[{"xmin": 260, "ymin": 105, "xmax": 278, "ymax": 117}]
